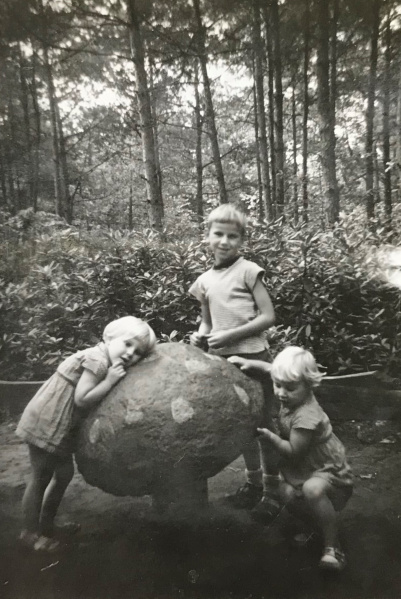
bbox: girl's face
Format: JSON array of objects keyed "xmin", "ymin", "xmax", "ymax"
[
  {"xmin": 106, "ymin": 336, "xmax": 146, "ymax": 368},
  {"xmin": 272, "ymin": 377, "xmax": 312, "ymax": 410},
  {"xmin": 208, "ymin": 221, "xmax": 243, "ymax": 266}
]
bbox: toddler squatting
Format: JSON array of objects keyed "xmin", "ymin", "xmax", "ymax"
[{"xmin": 229, "ymin": 346, "xmax": 353, "ymax": 572}]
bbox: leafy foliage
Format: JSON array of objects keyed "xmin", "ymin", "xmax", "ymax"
[{"xmin": 1, "ymin": 208, "xmax": 401, "ymax": 380}]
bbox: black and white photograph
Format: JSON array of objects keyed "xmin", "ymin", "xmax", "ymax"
[{"xmin": 1, "ymin": 1, "xmax": 401, "ymax": 598}]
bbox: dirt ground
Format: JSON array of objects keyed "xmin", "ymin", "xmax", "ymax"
[{"xmin": 1, "ymin": 418, "xmax": 401, "ymax": 599}]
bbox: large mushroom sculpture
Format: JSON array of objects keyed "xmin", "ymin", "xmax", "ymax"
[{"xmin": 75, "ymin": 343, "xmax": 264, "ymax": 513}]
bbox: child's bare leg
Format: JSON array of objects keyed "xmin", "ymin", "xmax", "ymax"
[
  {"xmin": 243, "ymin": 439, "xmax": 262, "ymax": 474},
  {"xmin": 40, "ymin": 455, "xmax": 74, "ymax": 537},
  {"xmin": 302, "ymin": 477, "xmax": 338, "ymax": 548},
  {"xmin": 21, "ymin": 445, "xmax": 54, "ymax": 539}
]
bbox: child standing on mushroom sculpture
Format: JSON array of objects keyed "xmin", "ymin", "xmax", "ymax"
[
  {"xmin": 229, "ymin": 346, "xmax": 353, "ymax": 572},
  {"xmin": 16, "ymin": 316, "xmax": 156, "ymax": 553},
  {"xmin": 189, "ymin": 204, "xmax": 280, "ymax": 520}
]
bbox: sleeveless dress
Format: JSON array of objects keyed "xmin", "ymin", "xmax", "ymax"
[
  {"xmin": 278, "ymin": 395, "xmax": 353, "ymax": 491},
  {"xmin": 16, "ymin": 344, "xmax": 110, "ymax": 457}
]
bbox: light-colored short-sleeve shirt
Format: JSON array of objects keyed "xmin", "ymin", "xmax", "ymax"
[
  {"xmin": 189, "ymin": 256, "xmax": 268, "ymax": 355},
  {"xmin": 278, "ymin": 396, "xmax": 353, "ymax": 490}
]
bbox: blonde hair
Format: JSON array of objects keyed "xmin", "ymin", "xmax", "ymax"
[
  {"xmin": 207, "ymin": 204, "xmax": 247, "ymax": 236},
  {"xmin": 103, "ymin": 316, "xmax": 156, "ymax": 355},
  {"xmin": 271, "ymin": 346, "xmax": 323, "ymax": 388}
]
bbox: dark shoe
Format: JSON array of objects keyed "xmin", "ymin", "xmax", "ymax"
[
  {"xmin": 250, "ymin": 494, "xmax": 282, "ymax": 523},
  {"xmin": 225, "ymin": 482, "xmax": 263, "ymax": 509}
]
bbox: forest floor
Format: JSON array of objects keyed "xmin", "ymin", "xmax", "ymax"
[{"xmin": 1, "ymin": 418, "xmax": 401, "ymax": 599}]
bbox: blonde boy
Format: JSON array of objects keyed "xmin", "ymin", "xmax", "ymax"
[{"xmin": 189, "ymin": 205, "xmax": 280, "ymax": 517}]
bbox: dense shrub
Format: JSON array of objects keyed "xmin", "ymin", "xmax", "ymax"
[{"xmin": 1, "ymin": 208, "xmax": 400, "ymax": 379}]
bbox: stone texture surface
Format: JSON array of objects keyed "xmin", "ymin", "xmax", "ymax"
[{"xmin": 75, "ymin": 343, "xmax": 264, "ymax": 499}]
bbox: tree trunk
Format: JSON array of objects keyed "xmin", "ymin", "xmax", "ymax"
[
  {"xmin": 192, "ymin": 0, "xmax": 228, "ymax": 205},
  {"xmin": 127, "ymin": 0, "xmax": 164, "ymax": 230},
  {"xmin": 262, "ymin": 4, "xmax": 276, "ymax": 215},
  {"xmin": 42, "ymin": 43, "xmax": 63, "ymax": 219},
  {"xmin": 6, "ymin": 98, "xmax": 20, "ymax": 213},
  {"xmin": 193, "ymin": 58, "xmax": 204, "ymax": 223},
  {"xmin": 365, "ymin": 0, "xmax": 381, "ymax": 220},
  {"xmin": 253, "ymin": 0, "xmax": 273, "ymax": 221},
  {"xmin": 55, "ymin": 99, "xmax": 72, "ymax": 223},
  {"xmin": 148, "ymin": 53, "xmax": 162, "ymax": 197},
  {"xmin": 291, "ymin": 79, "xmax": 298, "ymax": 224},
  {"xmin": 301, "ymin": 0, "xmax": 310, "ymax": 223},
  {"xmin": 316, "ymin": 0, "xmax": 340, "ymax": 225},
  {"xmin": 270, "ymin": 0, "xmax": 285, "ymax": 217},
  {"xmin": 396, "ymin": 66, "xmax": 401, "ymax": 203},
  {"xmin": 252, "ymin": 71, "xmax": 263, "ymax": 222},
  {"xmin": 382, "ymin": 8, "xmax": 392, "ymax": 228},
  {"xmin": 329, "ymin": 0, "xmax": 339, "ymax": 126},
  {"xmin": 18, "ymin": 44, "xmax": 34, "ymax": 210},
  {"xmin": 29, "ymin": 49, "xmax": 41, "ymax": 212},
  {"xmin": 0, "ymin": 143, "xmax": 9, "ymax": 210}
]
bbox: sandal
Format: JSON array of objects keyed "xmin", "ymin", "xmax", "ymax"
[
  {"xmin": 34, "ymin": 536, "xmax": 61, "ymax": 553},
  {"xmin": 319, "ymin": 546, "xmax": 346, "ymax": 571}
]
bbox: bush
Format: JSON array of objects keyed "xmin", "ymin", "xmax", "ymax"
[{"xmin": 0, "ymin": 208, "xmax": 400, "ymax": 379}]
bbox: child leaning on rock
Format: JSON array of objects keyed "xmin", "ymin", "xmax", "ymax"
[
  {"xmin": 16, "ymin": 316, "xmax": 156, "ymax": 553},
  {"xmin": 229, "ymin": 346, "xmax": 353, "ymax": 572},
  {"xmin": 189, "ymin": 204, "xmax": 281, "ymax": 519}
]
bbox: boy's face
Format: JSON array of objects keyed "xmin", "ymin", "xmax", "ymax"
[
  {"xmin": 208, "ymin": 221, "xmax": 243, "ymax": 266},
  {"xmin": 106, "ymin": 336, "xmax": 146, "ymax": 368},
  {"xmin": 272, "ymin": 377, "xmax": 312, "ymax": 410}
]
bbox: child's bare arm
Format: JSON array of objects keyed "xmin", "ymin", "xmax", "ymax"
[
  {"xmin": 206, "ymin": 278, "xmax": 275, "ymax": 349},
  {"xmin": 74, "ymin": 361, "xmax": 126, "ymax": 409},
  {"xmin": 228, "ymin": 356, "xmax": 272, "ymax": 375},
  {"xmin": 190, "ymin": 298, "xmax": 212, "ymax": 347},
  {"xmin": 257, "ymin": 427, "xmax": 312, "ymax": 459}
]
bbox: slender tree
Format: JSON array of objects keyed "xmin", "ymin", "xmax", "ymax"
[
  {"xmin": 192, "ymin": 0, "xmax": 228, "ymax": 204},
  {"xmin": 382, "ymin": 5, "xmax": 392, "ymax": 228},
  {"xmin": 316, "ymin": 0, "xmax": 340, "ymax": 224},
  {"xmin": 253, "ymin": 0, "xmax": 273, "ymax": 220},
  {"xmin": 252, "ymin": 73, "xmax": 263, "ymax": 221},
  {"xmin": 270, "ymin": 0, "xmax": 285, "ymax": 216},
  {"xmin": 127, "ymin": 0, "xmax": 164, "ymax": 230},
  {"xmin": 301, "ymin": 0, "xmax": 310, "ymax": 223},
  {"xmin": 262, "ymin": 4, "xmax": 276, "ymax": 214},
  {"xmin": 193, "ymin": 58, "xmax": 204, "ymax": 222},
  {"xmin": 365, "ymin": 0, "xmax": 381, "ymax": 220},
  {"xmin": 291, "ymin": 77, "xmax": 298, "ymax": 224}
]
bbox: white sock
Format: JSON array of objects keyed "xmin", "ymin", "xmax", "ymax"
[{"xmin": 245, "ymin": 468, "xmax": 263, "ymax": 487}]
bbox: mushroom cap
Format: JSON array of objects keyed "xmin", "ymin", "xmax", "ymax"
[{"xmin": 75, "ymin": 343, "xmax": 264, "ymax": 496}]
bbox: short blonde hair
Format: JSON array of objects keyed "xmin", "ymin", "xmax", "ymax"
[
  {"xmin": 103, "ymin": 316, "xmax": 156, "ymax": 355},
  {"xmin": 271, "ymin": 346, "xmax": 323, "ymax": 388},
  {"xmin": 207, "ymin": 204, "xmax": 247, "ymax": 236}
]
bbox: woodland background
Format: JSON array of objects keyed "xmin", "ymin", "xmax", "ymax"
[{"xmin": 1, "ymin": 0, "xmax": 401, "ymax": 380}]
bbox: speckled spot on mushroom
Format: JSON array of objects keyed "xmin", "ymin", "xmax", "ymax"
[
  {"xmin": 171, "ymin": 397, "xmax": 195, "ymax": 423},
  {"xmin": 125, "ymin": 400, "xmax": 145, "ymax": 425},
  {"xmin": 234, "ymin": 384, "xmax": 250, "ymax": 406},
  {"xmin": 185, "ymin": 359, "xmax": 211, "ymax": 374},
  {"xmin": 89, "ymin": 419, "xmax": 100, "ymax": 444}
]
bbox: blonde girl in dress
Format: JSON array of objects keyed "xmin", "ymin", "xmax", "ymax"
[
  {"xmin": 229, "ymin": 346, "xmax": 353, "ymax": 572},
  {"xmin": 17, "ymin": 316, "xmax": 156, "ymax": 553}
]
